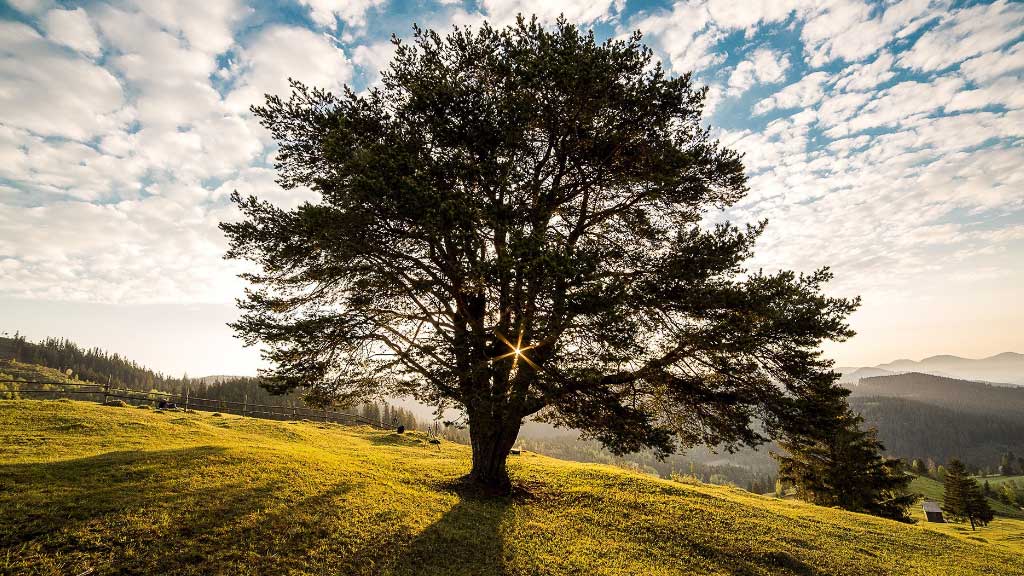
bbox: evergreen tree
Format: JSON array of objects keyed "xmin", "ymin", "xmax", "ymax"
[
  {"xmin": 775, "ymin": 379, "xmax": 918, "ymax": 522},
  {"xmin": 942, "ymin": 459, "xmax": 993, "ymax": 530},
  {"xmin": 968, "ymin": 487, "xmax": 995, "ymax": 528},
  {"xmin": 220, "ymin": 18, "xmax": 858, "ymax": 491}
]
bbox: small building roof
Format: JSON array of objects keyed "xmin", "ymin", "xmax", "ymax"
[{"xmin": 922, "ymin": 501, "xmax": 942, "ymax": 513}]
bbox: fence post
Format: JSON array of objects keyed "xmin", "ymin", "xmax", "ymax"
[
  {"xmin": 184, "ymin": 386, "xmax": 190, "ymax": 412},
  {"xmin": 243, "ymin": 394, "xmax": 247, "ymax": 418},
  {"xmin": 102, "ymin": 376, "xmax": 110, "ymax": 405}
]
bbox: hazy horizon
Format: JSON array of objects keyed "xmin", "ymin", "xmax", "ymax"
[{"xmin": 2, "ymin": 0, "xmax": 1022, "ymax": 376}]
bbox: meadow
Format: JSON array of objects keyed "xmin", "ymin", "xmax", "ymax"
[{"xmin": 2, "ymin": 399, "xmax": 1022, "ymax": 576}]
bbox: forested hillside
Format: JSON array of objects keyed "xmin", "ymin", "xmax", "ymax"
[
  {"xmin": 0, "ymin": 334, "xmax": 425, "ymax": 431},
  {"xmin": 852, "ymin": 372, "xmax": 1024, "ymax": 418},
  {"xmin": 851, "ymin": 396, "xmax": 1024, "ymax": 469},
  {"xmin": 848, "ymin": 373, "xmax": 1024, "ymax": 472}
]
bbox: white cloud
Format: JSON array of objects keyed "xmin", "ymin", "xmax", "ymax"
[
  {"xmin": 7, "ymin": 0, "xmax": 53, "ymax": 15},
  {"xmin": 899, "ymin": 0, "xmax": 1024, "ymax": 72},
  {"xmin": 352, "ymin": 40, "xmax": 397, "ymax": 88},
  {"xmin": 297, "ymin": 0, "xmax": 387, "ymax": 30},
  {"xmin": 959, "ymin": 42, "xmax": 1024, "ymax": 84},
  {"xmin": 42, "ymin": 8, "xmax": 102, "ymax": 58},
  {"xmin": 0, "ymin": 21, "xmax": 127, "ymax": 140},
  {"xmin": 726, "ymin": 47, "xmax": 790, "ymax": 96},
  {"xmin": 832, "ymin": 51, "xmax": 895, "ymax": 92},
  {"xmin": 482, "ymin": 0, "xmax": 620, "ymax": 26},
  {"xmin": 705, "ymin": 0, "xmax": 809, "ymax": 30},
  {"xmin": 225, "ymin": 25, "xmax": 353, "ymax": 113},
  {"xmin": 944, "ymin": 76, "xmax": 1024, "ymax": 113},
  {"xmin": 752, "ymin": 71, "xmax": 829, "ymax": 114},
  {"xmin": 824, "ymin": 76, "xmax": 964, "ymax": 137},
  {"xmin": 627, "ymin": 2, "xmax": 717, "ymax": 75},
  {"xmin": 801, "ymin": 0, "xmax": 936, "ymax": 67}
]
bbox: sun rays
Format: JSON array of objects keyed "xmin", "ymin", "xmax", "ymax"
[{"xmin": 493, "ymin": 329, "xmax": 540, "ymax": 371}]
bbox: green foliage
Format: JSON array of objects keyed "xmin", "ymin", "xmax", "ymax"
[
  {"xmin": 775, "ymin": 379, "xmax": 917, "ymax": 522},
  {"xmin": 221, "ymin": 17, "xmax": 858, "ymax": 489},
  {"xmin": 943, "ymin": 459, "xmax": 996, "ymax": 530},
  {"xmin": 3, "ymin": 400, "xmax": 1024, "ymax": 575},
  {"xmin": 849, "ymin": 374, "xmax": 1024, "ymax": 470}
]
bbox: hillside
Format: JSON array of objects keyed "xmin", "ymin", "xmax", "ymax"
[
  {"xmin": 849, "ymin": 395, "xmax": 1024, "ymax": 467},
  {"xmin": 852, "ymin": 372, "xmax": 1024, "ymax": 419},
  {"xmin": 908, "ymin": 475, "xmax": 1023, "ymax": 519},
  {"xmin": 2, "ymin": 400, "xmax": 1023, "ymax": 575}
]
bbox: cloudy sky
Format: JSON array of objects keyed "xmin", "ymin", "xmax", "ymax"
[{"xmin": 1, "ymin": 0, "xmax": 1022, "ymax": 377}]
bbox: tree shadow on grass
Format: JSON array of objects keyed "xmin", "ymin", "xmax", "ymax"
[
  {"xmin": 0, "ymin": 446, "xmax": 358, "ymax": 575},
  {"xmin": 390, "ymin": 479, "xmax": 515, "ymax": 576}
]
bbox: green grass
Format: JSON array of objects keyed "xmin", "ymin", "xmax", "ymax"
[
  {"xmin": 2, "ymin": 400, "xmax": 1022, "ymax": 575},
  {"xmin": 980, "ymin": 474, "xmax": 1024, "ymax": 488},
  {"xmin": 909, "ymin": 474, "xmax": 1024, "ymax": 519},
  {"xmin": 0, "ymin": 359, "xmax": 78, "ymax": 385}
]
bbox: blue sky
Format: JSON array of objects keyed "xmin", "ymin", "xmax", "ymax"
[{"xmin": 0, "ymin": 0, "xmax": 1022, "ymax": 376}]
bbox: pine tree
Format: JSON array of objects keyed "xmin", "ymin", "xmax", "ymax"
[
  {"xmin": 775, "ymin": 379, "xmax": 918, "ymax": 522},
  {"xmin": 943, "ymin": 459, "xmax": 993, "ymax": 530},
  {"xmin": 968, "ymin": 486, "xmax": 995, "ymax": 528}
]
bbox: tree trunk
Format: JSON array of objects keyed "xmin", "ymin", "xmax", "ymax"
[{"xmin": 467, "ymin": 412, "xmax": 520, "ymax": 493}]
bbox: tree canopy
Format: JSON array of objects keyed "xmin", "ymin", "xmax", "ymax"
[
  {"xmin": 775, "ymin": 378, "xmax": 917, "ymax": 521},
  {"xmin": 221, "ymin": 17, "xmax": 859, "ymax": 490},
  {"xmin": 942, "ymin": 459, "xmax": 994, "ymax": 530}
]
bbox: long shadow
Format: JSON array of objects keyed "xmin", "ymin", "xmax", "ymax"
[
  {"xmin": 0, "ymin": 447, "xmax": 357, "ymax": 574},
  {"xmin": 390, "ymin": 481, "xmax": 513, "ymax": 576}
]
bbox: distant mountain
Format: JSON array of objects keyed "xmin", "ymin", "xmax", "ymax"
[
  {"xmin": 837, "ymin": 366, "xmax": 894, "ymax": 383},
  {"xmin": 840, "ymin": 352, "xmax": 1024, "ymax": 385},
  {"xmin": 852, "ymin": 372, "xmax": 1024, "ymax": 419}
]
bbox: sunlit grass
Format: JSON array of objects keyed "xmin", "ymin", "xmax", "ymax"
[{"xmin": 2, "ymin": 399, "xmax": 1022, "ymax": 575}]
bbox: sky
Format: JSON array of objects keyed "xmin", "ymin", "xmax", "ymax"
[{"xmin": 0, "ymin": 0, "xmax": 1022, "ymax": 377}]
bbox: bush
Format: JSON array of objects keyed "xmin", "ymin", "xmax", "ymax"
[
  {"xmin": 104, "ymin": 399, "xmax": 128, "ymax": 407},
  {"xmin": 136, "ymin": 404, "xmax": 153, "ymax": 410},
  {"xmin": 212, "ymin": 413, "xmax": 223, "ymax": 417}
]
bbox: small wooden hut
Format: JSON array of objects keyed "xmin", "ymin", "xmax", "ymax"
[{"xmin": 922, "ymin": 501, "xmax": 945, "ymax": 523}]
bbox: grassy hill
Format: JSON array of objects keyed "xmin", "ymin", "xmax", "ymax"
[
  {"xmin": 2, "ymin": 400, "xmax": 1023, "ymax": 575},
  {"xmin": 0, "ymin": 358, "xmax": 79, "ymax": 385},
  {"xmin": 909, "ymin": 474, "xmax": 1024, "ymax": 519},
  {"xmin": 983, "ymin": 474, "xmax": 1024, "ymax": 488}
]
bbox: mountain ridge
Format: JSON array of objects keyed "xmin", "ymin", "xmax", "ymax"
[{"xmin": 839, "ymin": 351, "xmax": 1024, "ymax": 385}]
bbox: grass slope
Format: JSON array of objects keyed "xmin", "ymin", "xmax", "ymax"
[
  {"xmin": 0, "ymin": 359, "xmax": 78, "ymax": 385},
  {"xmin": 909, "ymin": 475, "xmax": 1024, "ymax": 519},
  {"xmin": 982, "ymin": 474, "xmax": 1024, "ymax": 488},
  {"xmin": 2, "ymin": 400, "xmax": 1022, "ymax": 576}
]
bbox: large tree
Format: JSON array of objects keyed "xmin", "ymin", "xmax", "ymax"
[{"xmin": 221, "ymin": 18, "xmax": 858, "ymax": 491}]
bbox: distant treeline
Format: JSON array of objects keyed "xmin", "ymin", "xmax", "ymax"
[{"xmin": 0, "ymin": 333, "xmax": 426, "ymax": 431}]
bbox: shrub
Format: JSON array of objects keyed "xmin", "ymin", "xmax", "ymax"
[{"xmin": 104, "ymin": 399, "xmax": 128, "ymax": 407}]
